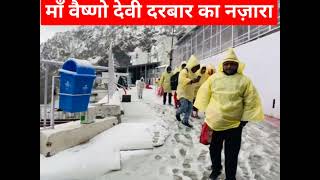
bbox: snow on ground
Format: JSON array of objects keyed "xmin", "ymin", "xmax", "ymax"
[
  {"xmin": 40, "ymin": 122, "xmax": 156, "ymax": 180},
  {"xmin": 100, "ymin": 86, "xmax": 280, "ymax": 180},
  {"xmin": 41, "ymin": 85, "xmax": 280, "ymax": 180}
]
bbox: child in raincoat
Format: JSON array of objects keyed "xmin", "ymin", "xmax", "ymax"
[
  {"xmin": 160, "ymin": 66, "xmax": 173, "ymax": 105},
  {"xmin": 136, "ymin": 77, "xmax": 145, "ymax": 99},
  {"xmin": 176, "ymin": 55, "xmax": 201, "ymax": 128},
  {"xmin": 194, "ymin": 48, "xmax": 264, "ymax": 180}
]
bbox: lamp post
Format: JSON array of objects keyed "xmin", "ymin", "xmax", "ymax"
[{"xmin": 169, "ymin": 26, "xmax": 175, "ymax": 67}]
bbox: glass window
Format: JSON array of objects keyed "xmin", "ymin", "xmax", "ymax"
[
  {"xmin": 233, "ymin": 26, "xmax": 248, "ymax": 46},
  {"xmin": 221, "ymin": 26, "xmax": 232, "ymax": 51},
  {"xmin": 250, "ymin": 26, "xmax": 259, "ymax": 39},
  {"xmin": 204, "ymin": 26, "xmax": 211, "ymax": 40},
  {"xmin": 191, "ymin": 35, "xmax": 196, "ymax": 53},
  {"xmin": 211, "ymin": 26, "xmax": 218, "ymax": 36},
  {"xmin": 203, "ymin": 39, "xmax": 211, "ymax": 58},
  {"xmin": 197, "ymin": 29, "xmax": 203, "ymax": 45},
  {"xmin": 196, "ymin": 44, "xmax": 203, "ymax": 59}
]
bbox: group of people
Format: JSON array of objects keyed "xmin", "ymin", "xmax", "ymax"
[
  {"xmin": 158, "ymin": 54, "xmax": 216, "ymax": 128},
  {"xmin": 157, "ymin": 48, "xmax": 264, "ymax": 180}
]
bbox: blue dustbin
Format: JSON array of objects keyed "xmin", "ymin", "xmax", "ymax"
[{"xmin": 59, "ymin": 58, "xmax": 96, "ymax": 112}]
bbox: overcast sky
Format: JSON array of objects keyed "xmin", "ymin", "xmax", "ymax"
[{"xmin": 40, "ymin": 26, "xmax": 79, "ymax": 43}]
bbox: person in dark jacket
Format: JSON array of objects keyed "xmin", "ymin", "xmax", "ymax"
[{"xmin": 171, "ymin": 61, "xmax": 186, "ymax": 108}]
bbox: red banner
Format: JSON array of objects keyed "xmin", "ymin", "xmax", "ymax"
[{"xmin": 41, "ymin": 0, "xmax": 278, "ymax": 25}]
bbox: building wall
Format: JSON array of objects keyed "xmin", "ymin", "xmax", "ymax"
[{"xmin": 201, "ymin": 31, "xmax": 280, "ymax": 119}]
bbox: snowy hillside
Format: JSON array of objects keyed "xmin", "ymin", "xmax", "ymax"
[
  {"xmin": 40, "ymin": 25, "xmax": 194, "ymax": 104},
  {"xmin": 40, "ymin": 26, "xmax": 193, "ymax": 67}
]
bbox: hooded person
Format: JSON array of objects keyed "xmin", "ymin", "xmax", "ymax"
[
  {"xmin": 192, "ymin": 65, "xmax": 209, "ymax": 118},
  {"xmin": 175, "ymin": 55, "xmax": 201, "ymax": 128},
  {"xmin": 160, "ymin": 66, "xmax": 173, "ymax": 105},
  {"xmin": 171, "ymin": 61, "xmax": 187, "ymax": 108},
  {"xmin": 194, "ymin": 48, "xmax": 264, "ymax": 180},
  {"xmin": 206, "ymin": 64, "xmax": 216, "ymax": 76},
  {"xmin": 179, "ymin": 61, "xmax": 187, "ymax": 71},
  {"xmin": 136, "ymin": 77, "xmax": 145, "ymax": 99}
]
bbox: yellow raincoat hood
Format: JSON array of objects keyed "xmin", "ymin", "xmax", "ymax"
[
  {"xmin": 180, "ymin": 60, "xmax": 187, "ymax": 67},
  {"xmin": 206, "ymin": 64, "xmax": 216, "ymax": 75},
  {"xmin": 196, "ymin": 65, "xmax": 209, "ymax": 85},
  {"xmin": 194, "ymin": 49, "xmax": 264, "ymax": 131},
  {"xmin": 194, "ymin": 65, "xmax": 210, "ymax": 96},
  {"xmin": 196, "ymin": 65, "xmax": 206, "ymax": 75},
  {"xmin": 185, "ymin": 55, "xmax": 200, "ymax": 71},
  {"xmin": 176, "ymin": 55, "xmax": 200, "ymax": 101},
  {"xmin": 217, "ymin": 48, "xmax": 245, "ymax": 74},
  {"xmin": 173, "ymin": 61, "xmax": 187, "ymax": 74}
]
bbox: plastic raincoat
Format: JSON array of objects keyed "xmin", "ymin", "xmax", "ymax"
[
  {"xmin": 176, "ymin": 55, "xmax": 200, "ymax": 102},
  {"xmin": 194, "ymin": 65, "xmax": 210, "ymax": 97},
  {"xmin": 160, "ymin": 66, "xmax": 173, "ymax": 93},
  {"xmin": 206, "ymin": 64, "xmax": 216, "ymax": 76},
  {"xmin": 194, "ymin": 48, "xmax": 264, "ymax": 131},
  {"xmin": 136, "ymin": 78, "xmax": 145, "ymax": 98}
]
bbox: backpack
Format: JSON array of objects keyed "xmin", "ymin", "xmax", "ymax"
[{"xmin": 170, "ymin": 72, "xmax": 179, "ymax": 90}]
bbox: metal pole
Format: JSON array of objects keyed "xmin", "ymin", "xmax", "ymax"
[
  {"xmin": 50, "ymin": 76, "xmax": 56, "ymax": 129},
  {"xmin": 201, "ymin": 27, "xmax": 204, "ymax": 59},
  {"xmin": 145, "ymin": 64, "xmax": 147, "ymax": 81},
  {"xmin": 231, "ymin": 26, "xmax": 234, "ymax": 47},
  {"xmin": 50, "ymin": 76, "xmax": 59, "ymax": 129},
  {"xmin": 44, "ymin": 65, "xmax": 48, "ymax": 128},
  {"xmin": 170, "ymin": 26, "xmax": 175, "ymax": 67},
  {"xmin": 219, "ymin": 26, "xmax": 222, "ymax": 52},
  {"xmin": 248, "ymin": 25, "xmax": 250, "ymax": 41},
  {"xmin": 107, "ymin": 84, "xmax": 109, "ymax": 103}
]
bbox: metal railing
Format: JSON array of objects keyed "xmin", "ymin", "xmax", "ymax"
[
  {"xmin": 40, "ymin": 77, "xmax": 111, "ymax": 129},
  {"xmin": 40, "ymin": 60, "xmax": 111, "ymax": 129},
  {"xmin": 40, "ymin": 76, "xmax": 128, "ymax": 129}
]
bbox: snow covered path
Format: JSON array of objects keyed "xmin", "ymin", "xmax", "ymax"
[{"xmin": 99, "ymin": 87, "xmax": 280, "ymax": 180}]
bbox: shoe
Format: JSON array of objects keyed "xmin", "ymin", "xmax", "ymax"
[
  {"xmin": 169, "ymin": 104, "xmax": 173, "ymax": 106},
  {"xmin": 209, "ymin": 171, "xmax": 222, "ymax": 180},
  {"xmin": 176, "ymin": 113, "xmax": 181, "ymax": 121},
  {"xmin": 182, "ymin": 121, "xmax": 193, "ymax": 128}
]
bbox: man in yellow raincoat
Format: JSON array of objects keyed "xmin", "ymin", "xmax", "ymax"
[
  {"xmin": 176, "ymin": 55, "xmax": 201, "ymax": 128},
  {"xmin": 192, "ymin": 65, "xmax": 210, "ymax": 118},
  {"xmin": 160, "ymin": 66, "xmax": 173, "ymax": 105},
  {"xmin": 194, "ymin": 48, "xmax": 264, "ymax": 180}
]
